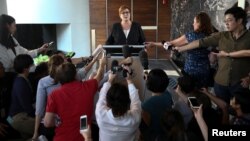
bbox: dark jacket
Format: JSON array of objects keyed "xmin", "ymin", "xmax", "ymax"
[{"xmin": 106, "ymin": 22, "xmax": 145, "ymax": 45}]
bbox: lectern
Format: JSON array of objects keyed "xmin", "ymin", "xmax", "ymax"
[{"xmin": 102, "ymin": 45, "xmax": 145, "ymax": 56}]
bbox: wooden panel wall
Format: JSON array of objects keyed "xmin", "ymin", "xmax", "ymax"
[
  {"xmin": 133, "ymin": 0, "xmax": 156, "ymax": 26},
  {"xmin": 157, "ymin": 0, "xmax": 171, "ymax": 59},
  {"xmin": 89, "ymin": 0, "xmax": 106, "ymax": 46},
  {"xmin": 133, "ymin": 0, "xmax": 157, "ymax": 59},
  {"xmin": 107, "ymin": 0, "xmax": 131, "ymax": 35},
  {"xmin": 89, "ymin": 0, "xmax": 171, "ymax": 59}
]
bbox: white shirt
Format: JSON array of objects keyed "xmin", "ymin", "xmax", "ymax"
[
  {"xmin": 123, "ymin": 29, "xmax": 130, "ymax": 38},
  {"xmin": 95, "ymin": 82, "xmax": 141, "ymax": 141},
  {"xmin": 0, "ymin": 37, "xmax": 38, "ymax": 72}
]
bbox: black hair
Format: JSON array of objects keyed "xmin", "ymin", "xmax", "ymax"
[
  {"xmin": 146, "ymin": 68, "xmax": 169, "ymax": 93},
  {"xmin": 106, "ymin": 83, "xmax": 131, "ymax": 117},
  {"xmin": 55, "ymin": 62, "xmax": 76, "ymax": 84},
  {"xmin": 234, "ymin": 89, "xmax": 250, "ymax": 113},
  {"xmin": 225, "ymin": 6, "xmax": 247, "ymax": 28},
  {"xmin": 195, "ymin": 12, "xmax": 213, "ymax": 36},
  {"xmin": 0, "ymin": 14, "xmax": 16, "ymax": 48},
  {"xmin": 177, "ymin": 75, "xmax": 196, "ymax": 94},
  {"xmin": 14, "ymin": 54, "xmax": 34, "ymax": 73}
]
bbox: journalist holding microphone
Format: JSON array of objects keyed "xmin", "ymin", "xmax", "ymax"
[{"xmin": 146, "ymin": 12, "xmax": 213, "ymax": 89}]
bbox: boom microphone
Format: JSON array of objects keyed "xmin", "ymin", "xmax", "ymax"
[{"xmin": 139, "ymin": 50, "xmax": 149, "ymax": 70}]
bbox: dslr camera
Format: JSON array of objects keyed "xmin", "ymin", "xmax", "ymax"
[
  {"xmin": 111, "ymin": 65, "xmax": 132, "ymax": 78},
  {"xmin": 111, "ymin": 60, "xmax": 132, "ymax": 78}
]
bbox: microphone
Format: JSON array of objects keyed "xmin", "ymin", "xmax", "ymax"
[
  {"xmin": 139, "ymin": 50, "xmax": 149, "ymax": 70},
  {"xmin": 122, "ymin": 45, "xmax": 132, "ymax": 58},
  {"xmin": 162, "ymin": 41, "xmax": 181, "ymax": 57}
]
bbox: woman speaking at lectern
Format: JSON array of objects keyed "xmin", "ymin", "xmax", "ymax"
[
  {"xmin": 106, "ymin": 5, "xmax": 145, "ymax": 45},
  {"xmin": 105, "ymin": 5, "xmax": 147, "ymax": 67}
]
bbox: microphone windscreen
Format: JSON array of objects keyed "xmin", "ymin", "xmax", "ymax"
[
  {"xmin": 139, "ymin": 50, "xmax": 149, "ymax": 70},
  {"xmin": 122, "ymin": 45, "xmax": 131, "ymax": 58}
]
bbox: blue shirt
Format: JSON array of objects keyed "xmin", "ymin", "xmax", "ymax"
[
  {"xmin": 184, "ymin": 32, "xmax": 210, "ymax": 88},
  {"xmin": 9, "ymin": 76, "xmax": 35, "ymax": 117},
  {"xmin": 142, "ymin": 90, "xmax": 173, "ymax": 135},
  {"xmin": 35, "ymin": 76, "xmax": 60, "ymax": 118}
]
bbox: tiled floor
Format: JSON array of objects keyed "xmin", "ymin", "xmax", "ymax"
[{"xmin": 148, "ymin": 59, "xmax": 181, "ymax": 79}]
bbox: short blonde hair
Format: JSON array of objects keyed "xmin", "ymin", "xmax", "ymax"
[{"xmin": 119, "ymin": 5, "xmax": 130, "ymax": 14}]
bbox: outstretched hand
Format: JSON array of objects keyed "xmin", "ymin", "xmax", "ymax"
[
  {"xmin": 80, "ymin": 125, "xmax": 92, "ymax": 141},
  {"xmin": 173, "ymin": 46, "xmax": 182, "ymax": 52},
  {"xmin": 38, "ymin": 43, "xmax": 49, "ymax": 53},
  {"xmin": 214, "ymin": 50, "xmax": 228, "ymax": 57},
  {"xmin": 192, "ymin": 104, "xmax": 203, "ymax": 119},
  {"xmin": 99, "ymin": 55, "xmax": 106, "ymax": 67},
  {"xmin": 144, "ymin": 42, "xmax": 155, "ymax": 48}
]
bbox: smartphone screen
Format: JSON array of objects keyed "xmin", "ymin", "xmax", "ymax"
[
  {"xmin": 80, "ymin": 115, "xmax": 87, "ymax": 130},
  {"xmin": 188, "ymin": 97, "xmax": 200, "ymax": 108}
]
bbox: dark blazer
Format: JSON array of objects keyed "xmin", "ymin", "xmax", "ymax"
[{"xmin": 106, "ymin": 22, "xmax": 145, "ymax": 45}]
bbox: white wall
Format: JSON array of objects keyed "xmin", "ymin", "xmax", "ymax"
[
  {"xmin": 0, "ymin": 0, "xmax": 7, "ymax": 14},
  {"xmin": 6, "ymin": 0, "xmax": 90, "ymax": 57},
  {"xmin": 56, "ymin": 24, "xmax": 71, "ymax": 53}
]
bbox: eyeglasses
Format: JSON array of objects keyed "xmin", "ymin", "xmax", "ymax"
[{"xmin": 121, "ymin": 11, "xmax": 130, "ymax": 15}]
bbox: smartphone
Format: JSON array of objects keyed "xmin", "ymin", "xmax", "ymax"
[
  {"xmin": 48, "ymin": 41, "xmax": 54, "ymax": 47},
  {"xmin": 80, "ymin": 115, "xmax": 87, "ymax": 132},
  {"xmin": 188, "ymin": 97, "xmax": 200, "ymax": 108}
]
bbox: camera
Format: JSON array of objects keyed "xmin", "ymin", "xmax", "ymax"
[
  {"xmin": 111, "ymin": 65, "xmax": 123, "ymax": 74},
  {"xmin": 111, "ymin": 60, "xmax": 133, "ymax": 78},
  {"xmin": 111, "ymin": 65, "xmax": 132, "ymax": 78},
  {"xmin": 188, "ymin": 97, "xmax": 200, "ymax": 109}
]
